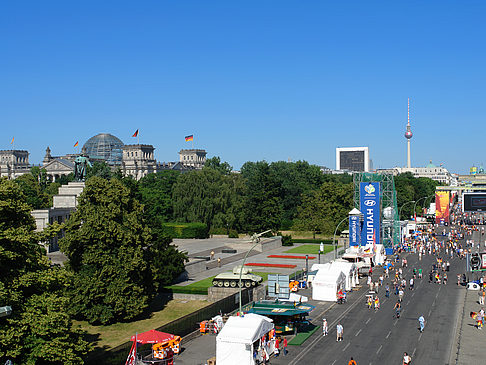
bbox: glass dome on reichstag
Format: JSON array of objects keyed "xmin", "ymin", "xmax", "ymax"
[{"xmin": 83, "ymin": 133, "xmax": 124, "ymax": 165}]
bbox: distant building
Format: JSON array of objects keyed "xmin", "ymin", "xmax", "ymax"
[
  {"xmin": 83, "ymin": 133, "xmax": 124, "ymax": 166},
  {"xmin": 0, "ymin": 150, "xmax": 30, "ymax": 179},
  {"xmin": 336, "ymin": 147, "xmax": 370, "ymax": 172},
  {"xmin": 42, "ymin": 147, "xmax": 74, "ymax": 181},
  {"xmin": 179, "ymin": 149, "xmax": 207, "ymax": 170},
  {"xmin": 376, "ymin": 161, "xmax": 452, "ymax": 185},
  {"xmin": 122, "ymin": 144, "xmax": 157, "ymax": 180}
]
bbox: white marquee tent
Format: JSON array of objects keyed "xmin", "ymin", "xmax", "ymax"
[
  {"xmin": 216, "ymin": 313, "xmax": 274, "ymax": 365},
  {"xmin": 312, "ymin": 266, "xmax": 346, "ymax": 302}
]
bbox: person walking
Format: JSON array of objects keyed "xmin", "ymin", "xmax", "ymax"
[
  {"xmin": 283, "ymin": 337, "xmax": 288, "ymax": 355},
  {"xmin": 274, "ymin": 337, "xmax": 280, "ymax": 357},
  {"xmin": 217, "ymin": 257, "xmax": 221, "ymax": 268},
  {"xmin": 210, "ymin": 250, "xmax": 215, "ymax": 260},
  {"xmin": 394, "ymin": 301, "xmax": 401, "ymax": 318},
  {"xmin": 348, "ymin": 357, "xmax": 357, "ymax": 365},
  {"xmin": 385, "ymin": 284, "xmax": 390, "ymax": 298},
  {"xmin": 403, "ymin": 352, "xmax": 412, "ymax": 364},
  {"xmin": 336, "ymin": 323, "xmax": 343, "ymax": 342},
  {"xmin": 418, "ymin": 315, "xmax": 425, "ymax": 332},
  {"xmin": 322, "ymin": 318, "xmax": 328, "ymax": 336}
]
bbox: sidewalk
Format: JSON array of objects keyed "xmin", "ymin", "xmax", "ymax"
[{"xmin": 451, "ymin": 287, "xmax": 486, "ymax": 364}]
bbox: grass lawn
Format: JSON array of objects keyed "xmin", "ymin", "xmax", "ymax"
[
  {"xmin": 284, "ymin": 244, "xmax": 335, "ymax": 255},
  {"xmin": 168, "ymin": 271, "xmax": 274, "ymax": 289},
  {"xmin": 75, "ymin": 298, "xmax": 208, "ymax": 351}
]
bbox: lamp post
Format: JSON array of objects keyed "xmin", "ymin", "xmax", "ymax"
[
  {"xmin": 413, "ymin": 195, "xmax": 435, "ymax": 220},
  {"xmin": 399, "ymin": 200, "xmax": 415, "ymax": 221},
  {"xmin": 333, "ymin": 216, "xmax": 350, "ymax": 260}
]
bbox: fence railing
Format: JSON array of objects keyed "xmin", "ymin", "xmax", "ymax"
[{"xmin": 86, "ymin": 288, "xmax": 257, "ymax": 365}]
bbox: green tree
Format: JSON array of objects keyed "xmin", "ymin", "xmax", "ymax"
[
  {"xmin": 86, "ymin": 161, "xmax": 112, "ymax": 180},
  {"xmin": 240, "ymin": 161, "xmax": 282, "ymax": 232},
  {"xmin": 14, "ymin": 173, "xmax": 50, "ymax": 209},
  {"xmin": 294, "ymin": 181, "xmax": 354, "ymax": 236},
  {"xmin": 0, "ymin": 178, "xmax": 90, "ymax": 364},
  {"xmin": 172, "ymin": 169, "xmax": 241, "ymax": 230},
  {"xmin": 204, "ymin": 156, "xmax": 233, "ymax": 175},
  {"xmin": 60, "ymin": 177, "xmax": 154, "ymax": 324},
  {"xmin": 395, "ymin": 173, "xmax": 439, "ymax": 219},
  {"xmin": 269, "ymin": 161, "xmax": 324, "ymax": 228},
  {"xmin": 139, "ymin": 171, "xmax": 180, "ymax": 227}
]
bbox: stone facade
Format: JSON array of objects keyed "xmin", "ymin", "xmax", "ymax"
[
  {"xmin": 32, "ymin": 181, "xmax": 85, "ymax": 252},
  {"xmin": 122, "ymin": 144, "xmax": 157, "ymax": 180},
  {"xmin": 179, "ymin": 149, "xmax": 207, "ymax": 169},
  {"xmin": 0, "ymin": 150, "xmax": 30, "ymax": 179},
  {"xmin": 42, "ymin": 147, "xmax": 74, "ymax": 181}
]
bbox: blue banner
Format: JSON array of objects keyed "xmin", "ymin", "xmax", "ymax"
[
  {"xmin": 360, "ymin": 182, "xmax": 380, "ymax": 247},
  {"xmin": 349, "ymin": 215, "xmax": 360, "ymax": 246}
]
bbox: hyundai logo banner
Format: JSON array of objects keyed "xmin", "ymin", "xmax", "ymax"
[
  {"xmin": 360, "ymin": 182, "xmax": 380, "ymax": 247},
  {"xmin": 349, "ymin": 215, "xmax": 360, "ymax": 246}
]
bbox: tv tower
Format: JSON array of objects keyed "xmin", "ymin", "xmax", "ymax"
[{"xmin": 404, "ymin": 98, "xmax": 413, "ymax": 168}]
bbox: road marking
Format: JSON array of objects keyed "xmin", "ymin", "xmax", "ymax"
[
  {"xmin": 428, "ymin": 309, "xmax": 432, "ymax": 317},
  {"xmin": 366, "ymin": 318, "xmax": 371, "ymax": 324},
  {"xmin": 342, "ymin": 342, "xmax": 350, "ymax": 352},
  {"xmin": 411, "ymin": 292, "xmax": 415, "ymax": 297},
  {"xmin": 376, "ymin": 344, "xmax": 382, "ymax": 354},
  {"xmin": 386, "ymin": 330, "xmax": 391, "ymax": 339},
  {"xmin": 412, "ymin": 347, "xmax": 417, "ymax": 357},
  {"xmin": 394, "ymin": 319, "xmax": 398, "ymax": 326},
  {"xmin": 436, "ymin": 291, "xmax": 440, "ymax": 299},
  {"xmin": 331, "ymin": 360, "xmax": 336, "ymax": 365},
  {"xmin": 419, "ymin": 332, "xmax": 423, "ymax": 341},
  {"xmin": 406, "ymin": 300, "xmax": 410, "ymax": 305},
  {"xmin": 355, "ymin": 328, "xmax": 362, "ymax": 337}
]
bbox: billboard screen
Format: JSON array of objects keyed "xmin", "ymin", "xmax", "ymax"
[
  {"xmin": 360, "ymin": 182, "xmax": 380, "ymax": 247},
  {"xmin": 340, "ymin": 151, "xmax": 365, "ymax": 171},
  {"xmin": 463, "ymin": 193, "xmax": 486, "ymax": 212},
  {"xmin": 435, "ymin": 191, "xmax": 450, "ymax": 224}
]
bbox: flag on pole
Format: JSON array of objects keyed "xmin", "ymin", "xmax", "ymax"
[
  {"xmin": 10, "ymin": 137, "xmax": 14, "ymax": 144},
  {"xmin": 74, "ymin": 141, "xmax": 79, "ymax": 147},
  {"xmin": 185, "ymin": 134, "xmax": 194, "ymax": 142},
  {"xmin": 132, "ymin": 129, "xmax": 139, "ymax": 137},
  {"xmin": 125, "ymin": 341, "xmax": 136, "ymax": 365}
]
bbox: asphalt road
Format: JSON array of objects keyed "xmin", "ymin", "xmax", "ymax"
[{"xmin": 273, "ymin": 229, "xmax": 468, "ymax": 365}]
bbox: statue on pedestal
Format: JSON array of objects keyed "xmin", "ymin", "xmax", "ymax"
[{"xmin": 74, "ymin": 148, "xmax": 91, "ymax": 181}]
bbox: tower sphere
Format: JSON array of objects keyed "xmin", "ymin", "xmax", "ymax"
[{"xmin": 405, "ymin": 130, "xmax": 413, "ymax": 139}]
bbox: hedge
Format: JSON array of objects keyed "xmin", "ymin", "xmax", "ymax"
[
  {"xmin": 163, "ymin": 286, "xmax": 209, "ymax": 295},
  {"xmin": 161, "ymin": 222, "xmax": 209, "ymax": 239}
]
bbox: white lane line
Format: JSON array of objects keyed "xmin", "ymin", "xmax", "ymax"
[
  {"xmin": 411, "ymin": 292, "xmax": 415, "ymax": 297},
  {"xmin": 342, "ymin": 342, "xmax": 350, "ymax": 352},
  {"xmin": 436, "ymin": 291, "xmax": 440, "ymax": 299},
  {"xmin": 355, "ymin": 328, "xmax": 362, "ymax": 337},
  {"xmin": 428, "ymin": 309, "xmax": 432, "ymax": 317},
  {"xmin": 394, "ymin": 319, "xmax": 398, "ymax": 326},
  {"xmin": 331, "ymin": 360, "xmax": 337, "ymax": 365},
  {"xmin": 406, "ymin": 300, "xmax": 410, "ymax": 305},
  {"xmin": 366, "ymin": 318, "xmax": 371, "ymax": 324},
  {"xmin": 419, "ymin": 332, "xmax": 423, "ymax": 341},
  {"xmin": 376, "ymin": 344, "xmax": 383, "ymax": 354},
  {"xmin": 386, "ymin": 330, "xmax": 391, "ymax": 339},
  {"xmin": 412, "ymin": 347, "xmax": 417, "ymax": 357}
]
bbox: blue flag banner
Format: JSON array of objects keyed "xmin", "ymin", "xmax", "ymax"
[
  {"xmin": 349, "ymin": 215, "xmax": 360, "ymax": 246},
  {"xmin": 359, "ymin": 182, "xmax": 380, "ymax": 247}
]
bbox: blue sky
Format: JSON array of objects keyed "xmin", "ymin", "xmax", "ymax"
[{"xmin": 1, "ymin": 1, "xmax": 485, "ymax": 173}]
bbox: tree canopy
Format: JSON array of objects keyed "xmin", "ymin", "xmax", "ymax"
[{"xmin": 0, "ymin": 178, "xmax": 91, "ymax": 364}]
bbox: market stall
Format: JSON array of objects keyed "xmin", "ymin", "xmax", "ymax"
[
  {"xmin": 216, "ymin": 313, "xmax": 275, "ymax": 365},
  {"xmin": 312, "ymin": 267, "xmax": 346, "ymax": 302},
  {"xmin": 126, "ymin": 329, "xmax": 180, "ymax": 365}
]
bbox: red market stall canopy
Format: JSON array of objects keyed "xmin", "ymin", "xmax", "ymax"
[{"xmin": 130, "ymin": 330, "xmax": 174, "ymax": 344}]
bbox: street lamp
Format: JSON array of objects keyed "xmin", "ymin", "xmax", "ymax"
[
  {"xmin": 399, "ymin": 200, "xmax": 415, "ymax": 221},
  {"xmin": 413, "ymin": 195, "xmax": 434, "ymax": 219},
  {"xmin": 333, "ymin": 216, "xmax": 349, "ymax": 260}
]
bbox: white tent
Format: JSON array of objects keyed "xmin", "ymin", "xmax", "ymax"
[
  {"xmin": 312, "ymin": 266, "xmax": 346, "ymax": 302},
  {"xmin": 332, "ymin": 260, "xmax": 359, "ymax": 290},
  {"xmin": 216, "ymin": 313, "xmax": 274, "ymax": 365}
]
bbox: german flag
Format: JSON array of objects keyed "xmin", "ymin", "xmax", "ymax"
[
  {"xmin": 74, "ymin": 141, "xmax": 79, "ymax": 147},
  {"xmin": 185, "ymin": 135, "xmax": 193, "ymax": 142},
  {"xmin": 132, "ymin": 129, "xmax": 139, "ymax": 137}
]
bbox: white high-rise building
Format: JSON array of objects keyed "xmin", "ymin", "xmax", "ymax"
[{"xmin": 336, "ymin": 147, "xmax": 370, "ymax": 172}]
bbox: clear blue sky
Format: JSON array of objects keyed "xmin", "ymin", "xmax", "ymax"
[{"xmin": 1, "ymin": 1, "xmax": 485, "ymax": 173}]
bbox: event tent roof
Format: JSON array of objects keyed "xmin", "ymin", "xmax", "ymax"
[
  {"xmin": 130, "ymin": 329, "xmax": 174, "ymax": 344},
  {"xmin": 217, "ymin": 313, "xmax": 273, "ymax": 344}
]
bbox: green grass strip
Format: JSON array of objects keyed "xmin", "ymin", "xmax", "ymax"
[
  {"xmin": 288, "ymin": 325, "xmax": 320, "ymax": 346},
  {"xmin": 284, "ymin": 244, "xmax": 334, "ymax": 255},
  {"xmin": 291, "ymin": 239, "xmax": 333, "ymax": 244}
]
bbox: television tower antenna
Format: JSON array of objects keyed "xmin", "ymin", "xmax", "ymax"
[{"xmin": 404, "ymin": 98, "xmax": 413, "ymax": 168}]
